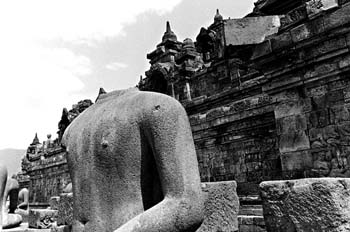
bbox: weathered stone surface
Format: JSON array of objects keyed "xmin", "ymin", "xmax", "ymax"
[
  {"xmin": 51, "ymin": 225, "xmax": 71, "ymax": 232},
  {"xmin": 49, "ymin": 197, "xmax": 60, "ymax": 211},
  {"xmin": 323, "ymin": 3, "xmax": 350, "ymax": 30},
  {"xmin": 306, "ymin": 0, "xmax": 338, "ymax": 18},
  {"xmin": 28, "ymin": 209, "xmax": 57, "ymax": 229},
  {"xmin": 56, "ymin": 193, "xmax": 72, "ymax": 226},
  {"xmin": 196, "ymin": 181, "xmax": 239, "ymax": 232},
  {"xmin": 260, "ymin": 178, "xmax": 350, "ymax": 232},
  {"xmin": 62, "ymin": 88, "xmax": 204, "ymax": 231},
  {"xmin": 238, "ymin": 216, "xmax": 266, "ymax": 232},
  {"xmin": 251, "ymin": 40, "xmax": 272, "ymax": 59},
  {"xmin": 279, "ymin": 5, "xmax": 308, "ymax": 29},
  {"xmin": 280, "ymin": 151, "xmax": 313, "ymax": 172},
  {"xmin": 224, "ymin": 16, "xmax": 280, "ymax": 46}
]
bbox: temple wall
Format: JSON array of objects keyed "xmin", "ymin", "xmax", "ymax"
[
  {"xmin": 252, "ymin": 2, "xmax": 350, "ymax": 181},
  {"xmin": 140, "ymin": 0, "xmax": 350, "ymax": 195},
  {"xmin": 22, "ymin": 147, "xmax": 71, "ymax": 204}
]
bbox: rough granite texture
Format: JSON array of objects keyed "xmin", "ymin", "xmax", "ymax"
[
  {"xmin": 28, "ymin": 209, "xmax": 57, "ymax": 229},
  {"xmin": 260, "ymin": 178, "xmax": 350, "ymax": 232},
  {"xmin": 56, "ymin": 194, "xmax": 72, "ymax": 226},
  {"xmin": 196, "ymin": 181, "xmax": 239, "ymax": 232},
  {"xmin": 62, "ymin": 88, "xmax": 204, "ymax": 232},
  {"xmin": 238, "ymin": 215, "xmax": 266, "ymax": 232},
  {"xmin": 49, "ymin": 197, "xmax": 60, "ymax": 211}
]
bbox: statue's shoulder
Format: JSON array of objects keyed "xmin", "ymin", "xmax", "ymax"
[
  {"xmin": 137, "ymin": 91, "xmax": 184, "ymax": 112},
  {"xmin": 97, "ymin": 88, "xmax": 183, "ymax": 112}
]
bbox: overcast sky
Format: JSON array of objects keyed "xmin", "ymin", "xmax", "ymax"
[{"xmin": 0, "ymin": 0, "xmax": 255, "ymax": 150}]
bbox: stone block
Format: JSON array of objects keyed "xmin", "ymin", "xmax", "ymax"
[
  {"xmin": 260, "ymin": 178, "xmax": 350, "ymax": 232},
  {"xmin": 291, "ymin": 23, "xmax": 312, "ymax": 43},
  {"xmin": 340, "ymin": 0, "xmax": 350, "ymax": 5},
  {"xmin": 306, "ymin": 0, "xmax": 338, "ymax": 18},
  {"xmin": 324, "ymin": 3, "xmax": 350, "ymax": 30},
  {"xmin": 51, "ymin": 225, "xmax": 71, "ymax": 232},
  {"xmin": 277, "ymin": 115, "xmax": 307, "ymax": 134},
  {"xmin": 224, "ymin": 16, "xmax": 280, "ymax": 46},
  {"xmin": 291, "ymin": 17, "xmax": 325, "ymax": 43},
  {"xmin": 196, "ymin": 181, "xmax": 239, "ymax": 232},
  {"xmin": 339, "ymin": 54, "xmax": 350, "ymax": 69},
  {"xmin": 344, "ymin": 87, "xmax": 350, "ymax": 102},
  {"xmin": 279, "ymin": 130, "xmax": 310, "ymax": 153},
  {"xmin": 279, "ymin": 5, "xmax": 308, "ymax": 29},
  {"xmin": 49, "ymin": 196, "xmax": 60, "ymax": 210},
  {"xmin": 305, "ymin": 37, "xmax": 347, "ymax": 60},
  {"xmin": 238, "ymin": 216, "xmax": 266, "ymax": 232},
  {"xmin": 270, "ymin": 31, "xmax": 293, "ymax": 51},
  {"xmin": 251, "ymin": 40, "xmax": 272, "ymax": 59},
  {"xmin": 280, "ymin": 151, "xmax": 313, "ymax": 172},
  {"xmin": 28, "ymin": 209, "xmax": 58, "ymax": 229},
  {"xmin": 57, "ymin": 193, "xmax": 73, "ymax": 226}
]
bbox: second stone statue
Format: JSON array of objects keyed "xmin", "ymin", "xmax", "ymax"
[{"xmin": 62, "ymin": 88, "xmax": 204, "ymax": 232}]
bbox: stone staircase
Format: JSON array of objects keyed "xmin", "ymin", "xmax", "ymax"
[{"xmin": 238, "ymin": 196, "xmax": 266, "ymax": 232}]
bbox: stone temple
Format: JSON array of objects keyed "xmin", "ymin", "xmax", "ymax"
[{"xmin": 9, "ymin": 0, "xmax": 350, "ymax": 231}]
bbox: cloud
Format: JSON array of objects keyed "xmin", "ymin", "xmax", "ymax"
[
  {"xmin": 0, "ymin": 42, "xmax": 89, "ymax": 149},
  {"xmin": 105, "ymin": 62, "xmax": 128, "ymax": 71},
  {"xmin": 0, "ymin": 1, "xmax": 184, "ymax": 149},
  {"xmin": 0, "ymin": 0, "xmax": 183, "ymax": 42}
]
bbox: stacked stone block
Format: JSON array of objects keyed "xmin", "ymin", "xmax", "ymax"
[{"xmin": 260, "ymin": 178, "xmax": 350, "ymax": 232}]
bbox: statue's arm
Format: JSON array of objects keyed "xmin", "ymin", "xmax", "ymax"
[
  {"xmin": 115, "ymin": 94, "xmax": 204, "ymax": 232},
  {"xmin": 17, "ymin": 190, "xmax": 29, "ymax": 209}
]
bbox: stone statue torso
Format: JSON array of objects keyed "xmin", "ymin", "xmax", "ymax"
[{"xmin": 63, "ymin": 88, "xmax": 203, "ymax": 232}]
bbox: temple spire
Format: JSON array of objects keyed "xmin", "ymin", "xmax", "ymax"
[
  {"xmin": 95, "ymin": 87, "xmax": 107, "ymax": 102},
  {"xmin": 166, "ymin": 21, "xmax": 171, "ymax": 33},
  {"xmin": 30, "ymin": 133, "xmax": 40, "ymax": 145},
  {"xmin": 98, "ymin": 87, "xmax": 107, "ymax": 95},
  {"xmin": 162, "ymin": 21, "xmax": 178, "ymax": 43},
  {"xmin": 214, "ymin": 9, "xmax": 223, "ymax": 23}
]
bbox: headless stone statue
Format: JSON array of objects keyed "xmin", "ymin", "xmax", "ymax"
[
  {"xmin": 17, "ymin": 188, "xmax": 29, "ymax": 210},
  {"xmin": 0, "ymin": 165, "xmax": 22, "ymax": 230},
  {"xmin": 7, "ymin": 177, "xmax": 19, "ymax": 214},
  {"xmin": 62, "ymin": 88, "xmax": 204, "ymax": 232}
]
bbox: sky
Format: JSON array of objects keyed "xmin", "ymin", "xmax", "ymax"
[{"xmin": 0, "ymin": 0, "xmax": 255, "ymax": 150}]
